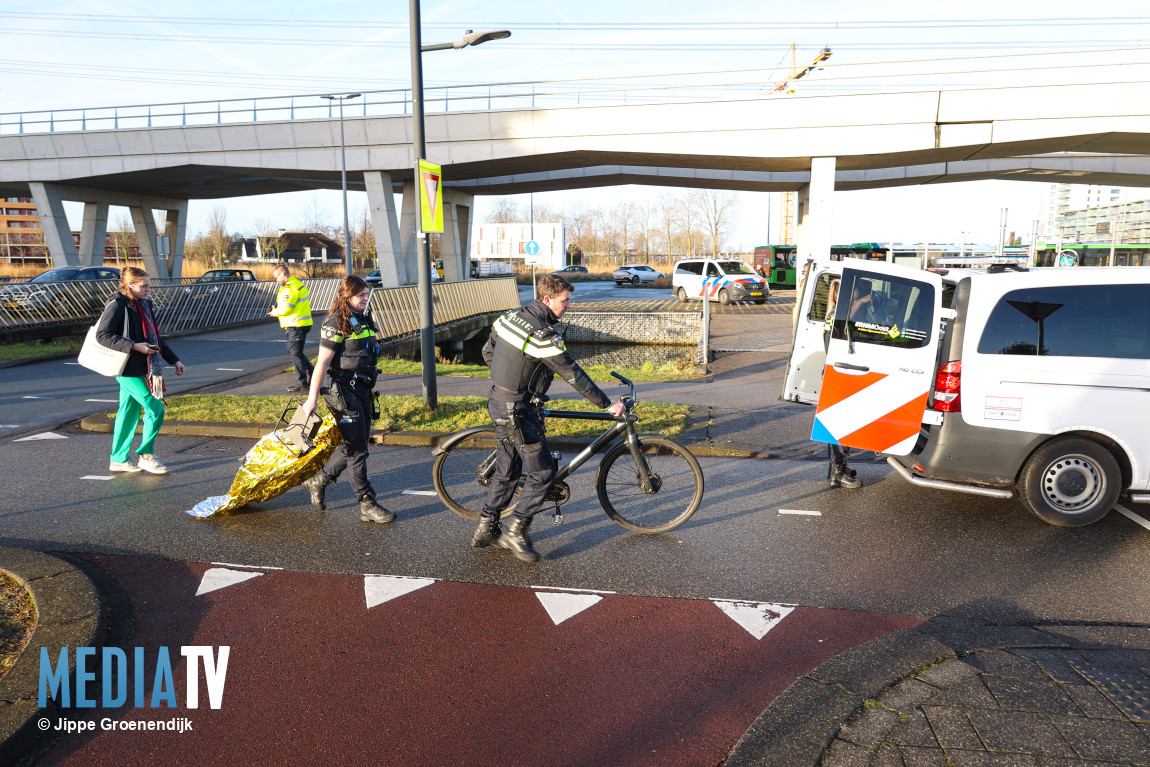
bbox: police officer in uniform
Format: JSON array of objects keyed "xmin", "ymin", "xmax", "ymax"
[
  {"xmin": 299, "ymin": 275, "xmax": 395, "ymax": 523},
  {"xmin": 473, "ymin": 274, "xmax": 626, "ymax": 561},
  {"xmin": 268, "ymin": 265, "xmax": 314, "ymax": 392}
]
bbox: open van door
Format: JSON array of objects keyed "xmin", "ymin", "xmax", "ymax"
[
  {"xmin": 782, "ymin": 260, "xmax": 843, "ymax": 404},
  {"xmin": 812, "ymin": 259, "xmax": 943, "ymax": 456}
]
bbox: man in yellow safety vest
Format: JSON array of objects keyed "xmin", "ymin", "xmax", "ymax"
[{"xmin": 268, "ymin": 265, "xmax": 314, "ymax": 392}]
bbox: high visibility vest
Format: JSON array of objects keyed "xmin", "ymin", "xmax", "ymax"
[{"xmin": 272, "ymin": 277, "xmax": 313, "ymax": 328}]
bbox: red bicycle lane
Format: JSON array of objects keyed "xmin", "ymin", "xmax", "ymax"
[{"xmin": 40, "ymin": 554, "xmax": 924, "ymax": 767}]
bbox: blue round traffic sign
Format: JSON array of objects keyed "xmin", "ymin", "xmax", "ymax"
[{"xmin": 524, "ymin": 240, "xmax": 540, "ymax": 257}]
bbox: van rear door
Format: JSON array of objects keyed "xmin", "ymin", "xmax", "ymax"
[
  {"xmin": 812, "ymin": 259, "xmax": 943, "ymax": 456},
  {"xmin": 782, "ymin": 260, "xmax": 843, "ymax": 404}
]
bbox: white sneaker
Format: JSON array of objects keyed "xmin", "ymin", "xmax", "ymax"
[
  {"xmin": 137, "ymin": 454, "xmax": 168, "ymax": 474},
  {"xmin": 109, "ymin": 461, "xmax": 142, "ymax": 473}
]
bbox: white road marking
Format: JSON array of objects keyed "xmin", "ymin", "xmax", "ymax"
[
  {"xmin": 14, "ymin": 431, "xmax": 68, "ymax": 441},
  {"xmin": 401, "ymin": 490, "xmax": 438, "ymax": 496},
  {"xmin": 535, "ymin": 591, "xmax": 603, "ymax": 625},
  {"xmin": 210, "ymin": 562, "xmax": 284, "ymax": 570},
  {"xmin": 21, "ymin": 396, "xmax": 46, "ymax": 399},
  {"xmin": 1114, "ymin": 503, "xmax": 1150, "ymax": 532},
  {"xmin": 531, "ymin": 585, "xmax": 617, "ymax": 595},
  {"xmin": 712, "ymin": 600, "xmax": 797, "ymax": 640},
  {"xmin": 81, "ymin": 475, "xmax": 114, "ymax": 481},
  {"xmin": 85, "ymin": 399, "xmax": 118, "ymax": 403},
  {"xmin": 64, "ymin": 362, "xmax": 80, "ymax": 365},
  {"xmin": 195, "ymin": 567, "xmax": 264, "ymax": 596},
  {"xmin": 779, "ymin": 509, "xmax": 822, "ymax": 516},
  {"xmin": 216, "ymin": 367, "xmax": 244, "ymax": 371},
  {"xmin": 364, "ymin": 575, "xmax": 436, "ymax": 609}
]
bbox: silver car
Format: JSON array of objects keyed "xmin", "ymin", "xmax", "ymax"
[{"xmin": 613, "ymin": 264, "xmax": 663, "ymax": 285}]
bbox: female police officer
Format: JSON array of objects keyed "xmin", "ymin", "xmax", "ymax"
[{"xmin": 299, "ymin": 276, "xmax": 395, "ymax": 523}]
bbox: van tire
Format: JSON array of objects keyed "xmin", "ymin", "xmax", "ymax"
[
  {"xmin": 1018, "ymin": 438, "xmax": 1121, "ymax": 526},
  {"xmin": 717, "ymin": 288, "xmax": 731, "ymax": 306},
  {"xmin": 676, "ymin": 287, "xmax": 688, "ymax": 302}
]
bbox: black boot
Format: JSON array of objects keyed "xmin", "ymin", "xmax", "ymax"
[
  {"xmin": 472, "ymin": 515, "xmax": 502, "ymax": 548},
  {"xmin": 829, "ymin": 463, "xmax": 862, "ymax": 489},
  {"xmin": 495, "ymin": 516, "xmax": 540, "ymax": 563},
  {"xmin": 360, "ymin": 496, "xmax": 397, "ymax": 523},
  {"xmin": 303, "ymin": 472, "xmax": 332, "ymax": 510}
]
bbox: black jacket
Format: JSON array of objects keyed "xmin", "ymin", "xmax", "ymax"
[
  {"xmin": 482, "ymin": 299, "xmax": 609, "ymax": 407},
  {"xmin": 95, "ymin": 293, "xmax": 180, "ymax": 378}
]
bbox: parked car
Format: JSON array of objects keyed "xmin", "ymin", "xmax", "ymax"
[
  {"xmin": 672, "ymin": 258, "xmax": 769, "ymax": 305},
  {"xmin": 784, "ymin": 258, "xmax": 1150, "ymax": 527},
  {"xmin": 552, "ymin": 265, "xmax": 589, "ymax": 274},
  {"xmin": 0, "ymin": 266, "xmax": 120, "ymax": 316},
  {"xmin": 185, "ymin": 269, "xmax": 258, "ymax": 299},
  {"xmin": 365, "ymin": 269, "xmax": 383, "ymax": 286},
  {"xmin": 613, "ymin": 264, "xmax": 663, "ymax": 285}
]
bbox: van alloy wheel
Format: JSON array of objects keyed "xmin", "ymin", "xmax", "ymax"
[{"xmin": 1018, "ymin": 437, "xmax": 1121, "ymax": 526}]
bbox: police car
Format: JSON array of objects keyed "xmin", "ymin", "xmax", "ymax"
[{"xmin": 784, "ymin": 258, "xmax": 1150, "ymax": 527}]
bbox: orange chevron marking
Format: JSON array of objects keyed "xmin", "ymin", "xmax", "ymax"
[
  {"xmin": 817, "ymin": 366, "xmax": 887, "ymax": 411},
  {"xmin": 838, "ymin": 392, "xmax": 929, "ymax": 451}
]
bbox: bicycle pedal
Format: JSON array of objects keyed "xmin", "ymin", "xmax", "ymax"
[{"xmin": 552, "ymin": 511, "xmax": 564, "ymax": 526}]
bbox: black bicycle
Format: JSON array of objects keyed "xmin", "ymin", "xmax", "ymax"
[{"xmin": 431, "ymin": 373, "xmax": 705, "ymax": 533}]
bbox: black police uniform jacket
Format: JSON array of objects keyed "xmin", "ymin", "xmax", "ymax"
[{"xmin": 482, "ymin": 299, "xmax": 610, "ymax": 408}]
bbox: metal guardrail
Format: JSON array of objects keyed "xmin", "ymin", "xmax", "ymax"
[{"xmin": 0, "ymin": 276, "xmax": 519, "ymax": 341}]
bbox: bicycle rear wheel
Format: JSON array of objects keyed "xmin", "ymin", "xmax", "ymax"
[
  {"xmin": 432, "ymin": 427, "xmax": 519, "ymax": 521},
  {"xmin": 595, "ymin": 437, "xmax": 704, "ymax": 533}
]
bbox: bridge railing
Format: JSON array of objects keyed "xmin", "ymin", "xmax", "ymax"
[
  {"xmin": 0, "ymin": 276, "xmax": 518, "ymax": 342},
  {"xmin": 0, "ymin": 70, "xmax": 773, "ymax": 136}
]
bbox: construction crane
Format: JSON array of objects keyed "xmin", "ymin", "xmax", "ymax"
[{"xmin": 767, "ymin": 45, "xmax": 832, "ymax": 245}]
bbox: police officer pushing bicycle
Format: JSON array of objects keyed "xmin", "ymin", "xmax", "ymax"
[{"xmin": 474, "ymin": 274, "xmax": 626, "ymax": 562}]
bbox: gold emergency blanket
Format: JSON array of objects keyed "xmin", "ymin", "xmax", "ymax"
[{"xmin": 186, "ymin": 415, "xmax": 342, "ymax": 518}]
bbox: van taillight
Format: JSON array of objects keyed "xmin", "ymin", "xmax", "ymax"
[{"xmin": 933, "ymin": 361, "xmax": 961, "ymax": 412}]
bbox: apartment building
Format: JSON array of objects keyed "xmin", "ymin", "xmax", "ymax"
[{"xmin": 1, "ymin": 196, "xmax": 46, "ymax": 263}]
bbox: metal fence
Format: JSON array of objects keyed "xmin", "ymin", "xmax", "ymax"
[{"xmin": 0, "ymin": 276, "xmax": 518, "ymax": 340}]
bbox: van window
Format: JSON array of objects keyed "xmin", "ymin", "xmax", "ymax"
[
  {"xmin": 976, "ymin": 284, "xmax": 1150, "ymax": 359},
  {"xmin": 675, "ymin": 262, "xmax": 703, "ymax": 276},
  {"xmin": 830, "ymin": 272, "xmax": 934, "ymax": 349},
  {"xmin": 706, "ymin": 263, "xmax": 720, "ymax": 278},
  {"xmin": 807, "ymin": 273, "xmax": 835, "ymax": 322},
  {"xmin": 718, "ymin": 260, "xmax": 756, "ymax": 275}
]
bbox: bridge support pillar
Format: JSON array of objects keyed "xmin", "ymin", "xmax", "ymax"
[
  {"xmin": 398, "ymin": 181, "xmax": 418, "ymax": 285},
  {"xmin": 440, "ymin": 190, "xmax": 473, "ymax": 281},
  {"xmin": 796, "ymin": 157, "xmax": 836, "ymax": 265},
  {"xmin": 364, "ymin": 171, "xmax": 404, "ymax": 287},
  {"xmin": 79, "ymin": 202, "xmax": 109, "ymax": 266},
  {"xmin": 28, "ymin": 182, "xmax": 81, "ymax": 267}
]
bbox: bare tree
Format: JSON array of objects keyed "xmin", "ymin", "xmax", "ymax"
[
  {"xmin": 109, "ymin": 212, "xmax": 137, "ymax": 262},
  {"xmin": 695, "ymin": 189, "xmax": 740, "ymax": 256},
  {"xmin": 352, "ymin": 204, "xmax": 376, "ymax": 271},
  {"xmin": 678, "ymin": 193, "xmax": 701, "ymax": 259},
  {"xmin": 487, "ymin": 197, "xmax": 521, "ymax": 223},
  {"xmin": 252, "ymin": 218, "xmax": 289, "ymax": 263},
  {"xmin": 205, "ymin": 205, "xmax": 230, "ymax": 267},
  {"xmin": 657, "ymin": 193, "xmax": 680, "ymax": 262}
]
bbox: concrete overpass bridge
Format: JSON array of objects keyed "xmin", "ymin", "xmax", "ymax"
[{"xmin": 3, "ymin": 78, "xmax": 1150, "ymax": 282}]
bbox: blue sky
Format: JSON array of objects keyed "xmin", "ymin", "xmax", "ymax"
[{"xmin": 4, "ymin": 1, "xmax": 1150, "ymax": 249}]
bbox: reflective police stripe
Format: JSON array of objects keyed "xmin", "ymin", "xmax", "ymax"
[{"xmin": 525, "ymin": 336, "xmax": 564, "ymax": 359}]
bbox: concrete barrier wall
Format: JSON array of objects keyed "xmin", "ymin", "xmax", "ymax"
[{"xmin": 562, "ymin": 311, "xmax": 700, "ymax": 346}]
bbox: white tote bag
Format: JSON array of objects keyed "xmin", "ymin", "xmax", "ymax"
[{"xmin": 77, "ymin": 308, "xmax": 131, "ymax": 377}]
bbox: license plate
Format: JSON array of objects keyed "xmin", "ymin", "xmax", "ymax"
[{"xmin": 751, "ymin": 292, "xmax": 762, "ymax": 296}]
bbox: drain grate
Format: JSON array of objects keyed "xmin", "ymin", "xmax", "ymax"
[{"xmin": 1071, "ymin": 662, "xmax": 1150, "ymax": 722}]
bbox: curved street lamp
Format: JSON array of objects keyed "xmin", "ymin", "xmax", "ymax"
[
  {"xmin": 320, "ymin": 92, "xmax": 362, "ymax": 276},
  {"xmin": 410, "ymin": 2, "xmax": 510, "ymax": 409}
]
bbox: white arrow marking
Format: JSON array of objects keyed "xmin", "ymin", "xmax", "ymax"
[
  {"xmin": 364, "ymin": 575, "xmax": 436, "ymax": 609},
  {"xmin": 535, "ymin": 591, "xmax": 603, "ymax": 625},
  {"xmin": 14, "ymin": 431, "xmax": 68, "ymax": 441},
  {"xmin": 712, "ymin": 600, "xmax": 796, "ymax": 640},
  {"xmin": 195, "ymin": 567, "xmax": 264, "ymax": 597}
]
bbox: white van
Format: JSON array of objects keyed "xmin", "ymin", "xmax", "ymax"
[
  {"xmin": 783, "ymin": 258, "xmax": 1150, "ymax": 527},
  {"xmin": 672, "ymin": 258, "xmax": 769, "ymax": 305}
]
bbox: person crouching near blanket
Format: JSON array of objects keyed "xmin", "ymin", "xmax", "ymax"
[
  {"xmin": 95, "ymin": 266, "xmax": 185, "ymax": 474},
  {"xmin": 299, "ymin": 276, "xmax": 395, "ymax": 524}
]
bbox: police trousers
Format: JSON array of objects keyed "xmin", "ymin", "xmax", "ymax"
[
  {"xmin": 320, "ymin": 380, "xmax": 375, "ymax": 501},
  {"xmin": 481, "ymin": 399, "xmax": 556, "ymax": 521}
]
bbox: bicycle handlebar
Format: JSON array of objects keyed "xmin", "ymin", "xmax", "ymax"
[{"xmin": 611, "ymin": 372, "xmax": 636, "ymax": 410}]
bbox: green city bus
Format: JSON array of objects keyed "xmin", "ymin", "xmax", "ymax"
[{"xmin": 752, "ymin": 243, "xmax": 888, "ymax": 288}]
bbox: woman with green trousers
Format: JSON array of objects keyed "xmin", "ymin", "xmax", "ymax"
[{"xmin": 95, "ymin": 266, "xmax": 185, "ymax": 474}]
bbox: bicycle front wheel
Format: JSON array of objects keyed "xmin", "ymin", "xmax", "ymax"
[
  {"xmin": 432, "ymin": 427, "xmax": 518, "ymax": 521},
  {"xmin": 595, "ymin": 437, "xmax": 704, "ymax": 533}
]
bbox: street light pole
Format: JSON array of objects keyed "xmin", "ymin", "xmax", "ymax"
[
  {"xmin": 321, "ymin": 92, "xmax": 361, "ymax": 276},
  {"xmin": 408, "ymin": 1, "xmax": 510, "ymax": 409}
]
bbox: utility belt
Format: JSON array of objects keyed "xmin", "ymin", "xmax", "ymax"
[
  {"xmin": 493, "ymin": 398, "xmax": 546, "ymax": 446},
  {"xmin": 330, "ymin": 369, "xmax": 377, "ymax": 388},
  {"xmin": 322, "ymin": 371, "xmax": 379, "ymax": 417}
]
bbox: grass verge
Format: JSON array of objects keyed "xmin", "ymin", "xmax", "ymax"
[
  {"xmin": 0, "ymin": 339, "xmax": 83, "ymax": 361},
  {"xmin": 376, "ymin": 356, "xmax": 699, "ymax": 382},
  {"xmin": 0, "ymin": 572, "xmax": 35, "ymax": 681},
  {"xmin": 148, "ymin": 394, "xmax": 689, "ymax": 438}
]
